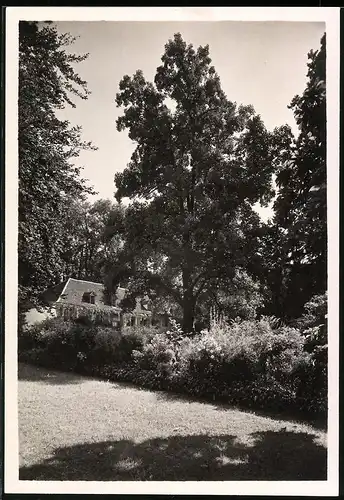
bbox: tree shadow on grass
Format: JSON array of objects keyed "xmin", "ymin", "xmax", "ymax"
[
  {"xmin": 20, "ymin": 430, "xmax": 326, "ymax": 481},
  {"xmin": 18, "ymin": 363, "xmax": 86, "ymax": 385}
]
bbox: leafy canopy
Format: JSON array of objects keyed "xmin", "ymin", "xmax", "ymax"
[
  {"xmin": 112, "ymin": 33, "xmax": 288, "ymax": 331},
  {"xmin": 262, "ymin": 33, "xmax": 327, "ymax": 320},
  {"xmin": 18, "ymin": 21, "xmax": 96, "ymax": 307}
]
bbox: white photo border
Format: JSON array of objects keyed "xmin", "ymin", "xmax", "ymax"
[{"xmin": 5, "ymin": 7, "xmax": 340, "ymax": 496}]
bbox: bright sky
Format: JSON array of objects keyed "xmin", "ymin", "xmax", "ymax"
[{"xmin": 54, "ymin": 21, "xmax": 325, "ymax": 220}]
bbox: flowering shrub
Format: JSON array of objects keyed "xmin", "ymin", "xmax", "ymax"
[
  {"xmin": 133, "ymin": 333, "xmax": 176, "ymax": 372},
  {"xmin": 176, "ymin": 320, "xmax": 309, "ymax": 384},
  {"xmin": 19, "ymin": 315, "xmax": 327, "ymax": 417},
  {"xmin": 128, "ymin": 317, "xmax": 316, "ymax": 411}
]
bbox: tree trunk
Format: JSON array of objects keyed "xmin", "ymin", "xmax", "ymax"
[
  {"xmin": 182, "ymin": 269, "xmax": 195, "ymax": 333},
  {"xmin": 182, "ymin": 299, "xmax": 195, "ymax": 333},
  {"xmin": 181, "ymin": 212, "xmax": 195, "ymax": 333}
]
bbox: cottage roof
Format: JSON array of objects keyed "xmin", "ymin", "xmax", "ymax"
[
  {"xmin": 55, "ymin": 278, "xmax": 126, "ymax": 306},
  {"xmin": 42, "ymin": 278, "xmax": 155, "ymax": 316}
]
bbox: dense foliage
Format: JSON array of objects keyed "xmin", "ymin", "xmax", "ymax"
[
  {"xmin": 59, "ymin": 198, "xmax": 124, "ymax": 284},
  {"xmin": 20, "ymin": 316, "xmax": 327, "ymax": 418},
  {"xmin": 19, "ymin": 317, "xmax": 147, "ymax": 369},
  {"xmin": 262, "ymin": 34, "xmax": 326, "ymax": 320},
  {"xmin": 110, "ymin": 33, "xmax": 291, "ymax": 332},
  {"xmin": 18, "ymin": 21, "xmax": 96, "ymax": 308}
]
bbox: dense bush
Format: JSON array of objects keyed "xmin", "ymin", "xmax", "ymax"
[
  {"xmin": 19, "ymin": 317, "xmax": 94, "ymax": 370},
  {"xmin": 19, "ymin": 317, "xmax": 122, "ymax": 372},
  {"xmin": 293, "ymin": 293, "xmax": 327, "ymax": 332},
  {"xmin": 122, "ymin": 325, "xmax": 163, "ymax": 343},
  {"xmin": 18, "ymin": 317, "xmax": 158, "ymax": 371},
  {"xmin": 131, "ymin": 318, "xmax": 315, "ymax": 411},
  {"xmin": 293, "ymin": 323, "xmax": 327, "ymax": 414},
  {"xmin": 19, "ymin": 315, "xmax": 327, "ymax": 418},
  {"xmin": 291, "ymin": 293, "xmax": 328, "ymax": 414}
]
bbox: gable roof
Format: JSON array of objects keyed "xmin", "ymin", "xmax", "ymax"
[
  {"xmin": 57, "ymin": 278, "xmax": 104, "ymax": 304},
  {"xmin": 56, "ymin": 278, "xmax": 127, "ymax": 306},
  {"xmin": 42, "ymin": 278, "xmax": 157, "ymax": 316}
]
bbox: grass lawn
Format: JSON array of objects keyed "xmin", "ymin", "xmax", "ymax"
[{"xmin": 18, "ymin": 363, "xmax": 327, "ymax": 481}]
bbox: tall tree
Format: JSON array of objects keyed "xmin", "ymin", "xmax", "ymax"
[
  {"xmin": 113, "ymin": 33, "xmax": 288, "ymax": 332},
  {"xmin": 18, "ymin": 21, "xmax": 96, "ymax": 307},
  {"xmin": 269, "ymin": 33, "xmax": 326, "ymax": 319}
]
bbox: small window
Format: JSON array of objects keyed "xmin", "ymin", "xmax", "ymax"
[{"xmin": 82, "ymin": 292, "xmax": 96, "ymax": 304}]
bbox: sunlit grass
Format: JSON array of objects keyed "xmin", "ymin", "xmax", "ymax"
[{"xmin": 18, "ymin": 363, "xmax": 327, "ymax": 481}]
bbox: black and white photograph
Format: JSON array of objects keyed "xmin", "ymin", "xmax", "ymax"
[{"xmin": 5, "ymin": 7, "xmax": 339, "ymax": 496}]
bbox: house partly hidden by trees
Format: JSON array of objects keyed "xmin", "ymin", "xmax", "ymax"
[{"xmin": 24, "ymin": 278, "xmax": 170, "ymax": 330}]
